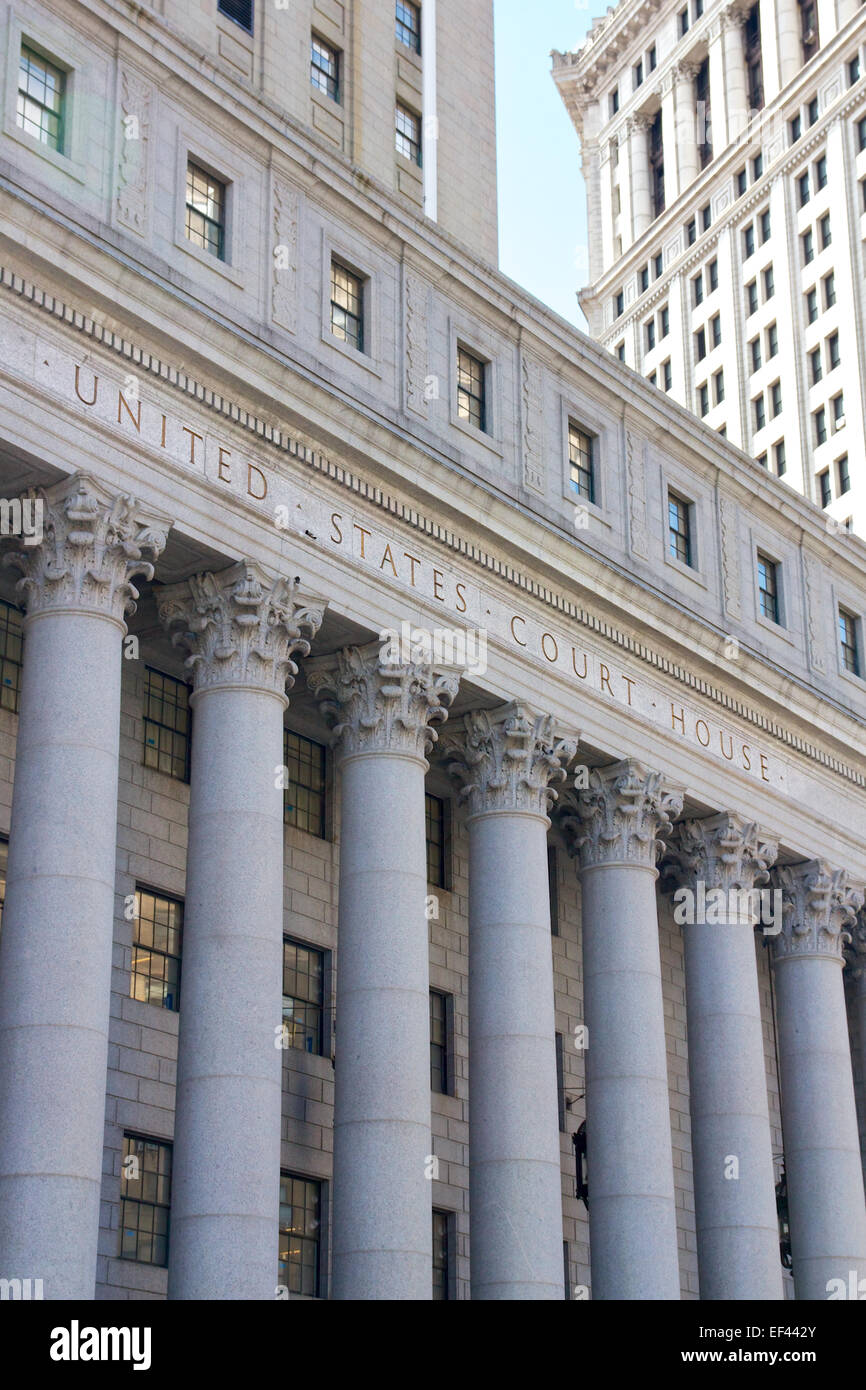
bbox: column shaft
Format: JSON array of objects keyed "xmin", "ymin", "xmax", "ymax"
[
  {"xmin": 722, "ymin": 15, "xmax": 749, "ymax": 146},
  {"xmin": 581, "ymin": 861, "xmax": 680, "ymax": 1299},
  {"xmin": 674, "ymin": 68, "xmax": 700, "ymax": 192},
  {"xmin": 629, "ymin": 119, "xmax": 652, "ymax": 238},
  {"xmin": 0, "ymin": 613, "xmax": 122, "ymax": 1298},
  {"xmin": 333, "ymin": 749, "xmax": 432, "ymax": 1299},
  {"xmin": 777, "ymin": 0, "xmax": 804, "ymax": 86},
  {"xmin": 168, "ymin": 687, "xmax": 285, "ymax": 1299}
]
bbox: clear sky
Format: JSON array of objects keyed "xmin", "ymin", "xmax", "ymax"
[{"xmin": 494, "ymin": 0, "xmax": 596, "ymax": 329}]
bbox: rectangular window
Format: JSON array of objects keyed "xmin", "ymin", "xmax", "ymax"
[
  {"xmin": 653, "ymin": 253, "xmax": 663, "ymax": 278},
  {"xmin": 746, "ymin": 280, "xmax": 757, "ymax": 315},
  {"xmin": 819, "ymin": 212, "xmax": 831, "ymax": 249},
  {"xmin": 548, "ymin": 844, "xmax": 559, "ymax": 936},
  {"xmin": 0, "ymin": 600, "xmax": 23, "ymax": 714},
  {"xmin": 757, "ymin": 554, "xmax": 780, "ymax": 623},
  {"xmin": 816, "ymin": 155, "xmax": 828, "ymax": 191},
  {"xmin": 710, "ymin": 313, "xmax": 721, "ymax": 348},
  {"xmin": 396, "ymin": 0, "xmax": 421, "ymax": 52},
  {"xmin": 809, "ymin": 346, "xmax": 823, "ymax": 384},
  {"xmin": 849, "ymin": 56, "xmax": 861, "ymax": 86},
  {"xmin": 757, "ymin": 452, "xmax": 768, "ymax": 468},
  {"xmin": 457, "ymin": 346, "xmax": 487, "ymax": 432},
  {"xmin": 610, "ymin": 88, "xmax": 619, "ymax": 117},
  {"xmin": 668, "ymin": 491, "xmax": 693, "ymax": 566},
  {"xmin": 639, "ymin": 265, "xmax": 649, "ymax": 293},
  {"xmin": 701, "ymin": 203, "xmax": 711, "ymax": 231},
  {"xmin": 283, "ymin": 728, "xmax": 326, "ymax": 837},
  {"xmin": 425, "ymin": 791, "xmax": 446, "ymax": 888},
  {"xmin": 143, "ymin": 668, "xmax": 191, "ymax": 782},
  {"xmin": 696, "ymin": 59, "xmax": 712, "ymax": 167},
  {"xmin": 131, "ymin": 889, "xmax": 183, "ymax": 1012},
  {"xmin": 649, "ymin": 112, "xmax": 665, "ymax": 218},
  {"xmin": 679, "ymin": 7, "xmax": 689, "ymax": 36},
  {"xmin": 832, "ymin": 392, "xmax": 845, "ymax": 428},
  {"xmin": 838, "ymin": 453, "xmax": 850, "ymax": 493},
  {"xmin": 282, "ymin": 938, "xmax": 325, "ymax": 1055},
  {"xmin": 660, "ymin": 304, "xmax": 670, "ymax": 337},
  {"xmin": 555, "ymin": 1032, "xmax": 567, "ymax": 1133},
  {"xmin": 806, "ymin": 287, "xmax": 818, "ymax": 323},
  {"xmin": 754, "ymin": 394, "xmax": 766, "ymax": 430},
  {"xmin": 568, "ymin": 421, "xmax": 595, "ymax": 503},
  {"xmin": 800, "ymin": 0, "xmax": 819, "ymax": 62},
  {"xmin": 430, "ymin": 989, "xmax": 449, "ymax": 1093},
  {"xmin": 698, "ymin": 382, "xmax": 709, "ymax": 417},
  {"xmin": 802, "ymin": 228, "xmax": 814, "ymax": 264},
  {"xmin": 766, "ymin": 322, "xmax": 779, "ymax": 357},
  {"xmin": 750, "ymin": 337, "xmax": 761, "ymax": 373},
  {"xmin": 840, "ymin": 609, "xmax": 861, "ymax": 676},
  {"xmin": 278, "ymin": 1174, "xmax": 321, "ymax": 1297},
  {"xmin": 798, "ymin": 171, "xmax": 811, "ymax": 206},
  {"xmin": 819, "ymin": 468, "xmax": 832, "ymax": 506},
  {"xmin": 743, "ymin": 225, "xmax": 755, "ymax": 259},
  {"xmin": 185, "ymin": 161, "xmax": 225, "ymax": 260},
  {"xmin": 713, "ymin": 369, "xmax": 725, "ymax": 405},
  {"xmin": 330, "ymin": 260, "xmax": 364, "ymax": 352},
  {"xmin": 774, "ymin": 440, "xmax": 787, "ymax": 475},
  {"xmin": 693, "ymin": 272, "xmax": 704, "ymax": 307},
  {"xmin": 614, "ymin": 290, "xmax": 624, "ymax": 318},
  {"xmin": 814, "ymin": 405, "xmax": 827, "ymax": 444},
  {"xmin": 752, "ymin": 152, "xmax": 764, "ymax": 180},
  {"xmin": 662, "ymin": 359, "xmax": 672, "ymax": 392},
  {"xmin": 828, "ymin": 332, "xmax": 840, "ymax": 370},
  {"xmin": 17, "ymin": 44, "xmax": 65, "ymax": 152},
  {"xmin": 311, "ymin": 35, "xmax": 339, "ymax": 101},
  {"xmin": 745, "ymin": 4, "xmax": 764, "ymax": 110},
  {"xmin": 763, "ymin": 265, "xmax": 774, "ymax": 299},
  {"xmin": 695, "ymin": 327, "xmax": 707, "ymax": 362},
  {"xmin": 859, "ymin": 115, "xmax": 866, "ymax": 151},
  {"xmin": 736, "ymin": 167, "xmax": 747, "ymax": 196},
  {"xmin": 708, "ymin": 258, "xmax": 718, "ymax": 292},
  {"xmin": 218, "ymin": 0, "xmax": 253, "ymax": 32},
  {"xmin": 823, "ymin": 271, "xmax": 836, "ymax": 308},
  {"xmin": 791, "ymin": 114, "xmax": 802, "ymax": 144},
  {"xmin": 395, "ymin": 103, "xmax": 422, "ymax": 165},
  {"xmin": 645, "ymin": 319, "xmax": 656, "ymax": 352},
  {"xmin": 648, "ymin": 44, "xmax": 657, "ymax": 72},
  {"xmin": 616, "ymin": 342, "xmax": 626, "ymax": 362},
  {"xmin": 432, "ymin": 1210, "xmax": 450, "ymax": 1300},
  {"xmin": 120, "ymin": 1135, "xmax": 171, "ymax": 1266},
  {"xmin": 633, "ymin": 60, "xmax": 644, "ymax": 90}
]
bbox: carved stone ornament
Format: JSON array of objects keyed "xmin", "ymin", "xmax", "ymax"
[
  {"xmin": 157, "ymin": 560, "xmax": 326, "ymax": 698},
  {"xmin": 306, "ymin": 639, "xmax": 459, "ymax": 759},
  {"xmin": 558, "ymin": 758, "xmax": 684, "ymax": 869},
  {"xmin": 771, "ymin": 860, "xmax": 865, "ymax": 963},
  {"xmin": 443, "ymin": 702, "xmax": 578, "ymax": 817},
  {"xmin": 3, "ymin": 472, "xmax": 169, "ymax": 623},
  {"xmin": 663, "ymin": 811, "xmax": 778, "ymax": 894}
]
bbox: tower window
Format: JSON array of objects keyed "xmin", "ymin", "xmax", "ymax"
[{"xmin": 17, "ymin": 45, "xmax": 65, "ymax": 152}]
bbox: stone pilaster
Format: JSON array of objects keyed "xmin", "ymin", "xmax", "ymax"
[
  {"xmin": 307, "ymin": 641, "xmax": 459, "ymax": 1300},
  {"xmin": 664, "ymin": 813, "xmax": 783, "ymax": 1300},
  {"xmin": 560, "ymin": 759, "xmax": 683, "ymax": 1299},
  {"xmin": 0, "ymin": 473, "xmax": 169, "ymax": 1299},
  {"xmin": 157, "ymin": 560, "xmax": 326, "ymax": 1299},
  {"xmin": 770, "ymin": 861, "xmax": 866, "ymax": 1300},
  {"xmin": 445, "ymin": 703, "xmax": 576, "ymax": 1299}
]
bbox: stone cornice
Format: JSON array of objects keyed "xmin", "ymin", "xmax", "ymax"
[{"xmin": 1, "ymin": 265, "xmax": 865, "ymax": 790}]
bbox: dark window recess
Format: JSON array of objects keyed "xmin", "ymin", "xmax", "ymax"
[
  {"xmin": 143, "ymin": 668, "xmax": 191, "ymax": 782},
  {"xmin": 0, "ymin": 600, "xmax": 23, "ymax": 714},
  {"xmin": 555, "ymin": 1032, "xmax": 566, "ymax": 1132},
  {"xmin": 131, "ymin": 889, "xmax": 183, "ymax": 1012},
  {"xmin": 650, "ymin": 112, "xmax": 665, "ymax": 218},
  {"xmin": 548, "ymin": 844, "xmax": 559, "ymax": 936},
  {"xmin": 283, "ymin": 728, "xmax": 327, "ymax": 837},
  {"xmin": 278, "ymin": 1174, "xmax": 321, "ymax": 1297},
  {"xmin": 120, "ymin": 1135, "xmax": 172, "ymax": 1266},
  {"xmin": 218, "ymin": 0, "xmax": 253, "ymax": 32},
  {"xmin": 282, "ymin": 938, "xmax": 325, "ymax": 1056},
  {"xmin": 430, "ymin": 989, "xmax": 449, "ymax": 1094},
  {"xmin": 432, "ymin": 1210, "xmax": 450, "ymax": 1300},
  {"xmin": 696, "ymin": 59, "xmax": 712, "ymax": 167},
  {"xmin": 745, "ymin": 4, "xmax": 764, "ymax": 110}
]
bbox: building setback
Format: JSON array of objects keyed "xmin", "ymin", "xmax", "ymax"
[
  {"xmin": 0, "ymin": 0, "xmax": 863, "ymax": 1301},
  {"xmin": 553, "ymin": 0, "xmax": 866, "ymax": 538}
]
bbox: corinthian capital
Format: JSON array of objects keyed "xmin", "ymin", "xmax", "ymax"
[
  {"xmin": 157, "ymin": 560, "xmax": 326, "ymax": 699},
  {"xmin": 443, "ymin": 702, "xmax": 578, "ymax": 818},
  {"xmin": 3, "ymin": 472, "xmax": 169, "ymax": 622},
  {"xmin": 771, "ymin": 861, "xmax": 865, "ymax": 963},
  {"xmin": 306, "ymin": 640, "xmax": 459, "ymax": 759},
  {"xmin": 663, "ymin": 812, "xmax": 778, "ymax": 893},
  {"xmin": 559, "ymin": 758, "xmax": 683, "ymax": 870}
]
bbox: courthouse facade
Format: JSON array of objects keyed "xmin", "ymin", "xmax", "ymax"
[{"xmin": 0, "ymin": 0, "xmax": 865, "ymax": 1301}]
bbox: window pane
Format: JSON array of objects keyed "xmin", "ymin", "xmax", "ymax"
[
  {"xmin": 17, "ymin": 47, "xmax": 65, "ymax": 153},
  {"xmin": 185, "ymin": 162, "xmax": 226, "ymax": 260},
  {"xmin": 282, "ymin": 939, "xmax": 325, "ymax": 1055}
]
